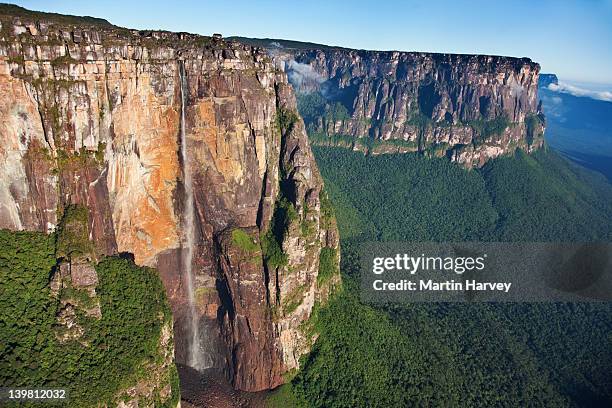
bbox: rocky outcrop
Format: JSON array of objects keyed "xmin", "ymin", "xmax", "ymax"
[
  {"xmin": 241, "ymin": 39, "xmax": 546, "ymax": 167},
  {"xmin": 49, "ymin": 257, "xmax": 179, "ymax": 407},
  {"xmin": 0, "ymin": 5, "xmax": 339, "ymax": 392}
]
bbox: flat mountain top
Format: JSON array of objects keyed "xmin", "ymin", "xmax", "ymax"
[
  {"xmin": 0, "ymin": 3, "xmax": 113, "ymax": 27},
  {"xmin": 229, "ymin": 36, "xmax": 536, "ymax": 65},
  {"xmin": 0, "ymin": 4, "xmax": 535, "ymax": 66}
]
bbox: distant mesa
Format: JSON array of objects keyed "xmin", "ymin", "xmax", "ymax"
[
  {"xmin": 539, "ymin": 73, "xmax": 559, "ymax": 88},
  {"xmin": 236, "ymin": 37, "xmax": 546, "ymax": 167}
]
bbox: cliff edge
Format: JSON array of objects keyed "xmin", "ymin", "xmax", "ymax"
[
  {"xmin": 0, "ymin": 5, "xmax": 340, "ymax": 392},
  {"xmin": 233, "ymin": 37, "xmax": 546, "ymax": 167}
]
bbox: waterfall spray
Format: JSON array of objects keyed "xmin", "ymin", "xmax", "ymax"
[{"xmin": 179, "ymin": 61, "xmax": 206, "ymax": 371}]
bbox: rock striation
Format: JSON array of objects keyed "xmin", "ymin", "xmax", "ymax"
[
  {"xmin": 237, "ymin": 38, "xmax": 546, "ymax": 167},
  {"xmin": 0, "ymin": 5, "xmax": 340, "ymax": 392}
]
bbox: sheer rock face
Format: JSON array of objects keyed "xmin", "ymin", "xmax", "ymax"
[
  {"xmin": 0, "ymin": 12, "xmax": 339, "ymax": 392},
  {"xmin": 276, "ymin": 47, "xmax": 545, "ymax": 166}
]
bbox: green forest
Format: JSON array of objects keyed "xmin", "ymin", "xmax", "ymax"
[
  {"xmin": 268, "ymin": 147, "xmax": 612, "ymax": 407},
  {"xmin": 2, "ymin": 146, "xmax": 611, "ymax": 407},
  {"xmin": 312, "ymin": 147, "xmax": 612, "ymax": 242},
  {"xmin": 0, "ymin": 230, "xmax": 179, "ymax": 407}
]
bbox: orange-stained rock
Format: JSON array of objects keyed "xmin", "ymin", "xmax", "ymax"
[
  {"xmin": 106, "ymin": 70, "xmax": 181, "ymax": 265},
  {"xmin": 0, "ymin": 70, "xmax": 57, "ymax": 232},
  {"xmin": 0, "ymin": 10, "xmax": 340, "ymax": 393}
]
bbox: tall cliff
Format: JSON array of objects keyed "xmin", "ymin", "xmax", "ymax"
[
  {"xmin": 0, "ymin": 5, "xmax": 340, "ymax": 393},
  {"xmin": 234, "ymin": 38, "xmax": 546, "ymax": 167}
]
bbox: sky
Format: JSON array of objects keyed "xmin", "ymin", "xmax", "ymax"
[{"xmin": 9, "ymin": 0, "xmax": 612, "ymax": 85}]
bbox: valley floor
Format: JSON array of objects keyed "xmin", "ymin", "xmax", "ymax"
[{"xmin": 179, "ymin": 366, "xmax": 269, "ymax": 408}]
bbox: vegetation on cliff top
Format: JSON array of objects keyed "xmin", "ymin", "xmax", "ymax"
[
  {"xmin": 0, "ymin": 4, "xmax": 113, "ymax": 27},
  {"xmin": 55, "ymin": 204, "xmax": 94, "ymax": 261},
  {"xmin": 0, "ymin": 229, "xmax": 179, "ymax": 407}
]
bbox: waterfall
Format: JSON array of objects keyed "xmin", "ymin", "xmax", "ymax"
[{"xmin": 179, "ymin": 61, "xmax": 207, "ymax": 371}]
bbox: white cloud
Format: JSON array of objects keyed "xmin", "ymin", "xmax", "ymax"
[
  {"xmin": 539, "ymin": 93, "xmax": 565, "ymax": 121},
  {"xmin": 286, "ymin": 60, "xmax": 325, "ymax": 91},
  {"xmin": 548, "ymin": 82, "xmax": 612, "ymax": 102}
]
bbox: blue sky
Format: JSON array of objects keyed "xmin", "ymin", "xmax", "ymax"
[{"xmin": 10, "ymin": 0, "xmax": 612, "ymax": 85}]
